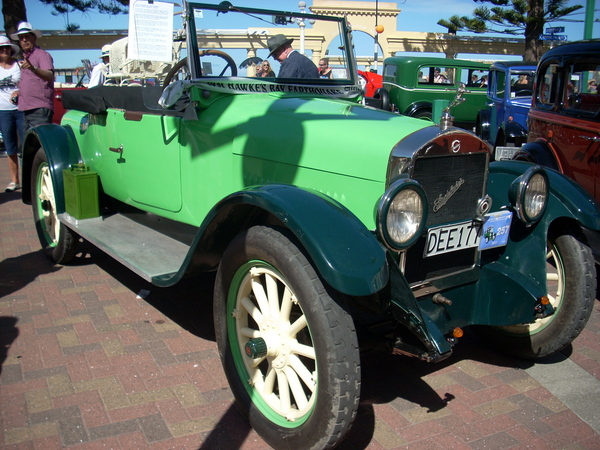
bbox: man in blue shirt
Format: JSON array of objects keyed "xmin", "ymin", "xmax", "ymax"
[{"xmin": 267, "ymin": 34, "xmax": 318, "ymax": 79}]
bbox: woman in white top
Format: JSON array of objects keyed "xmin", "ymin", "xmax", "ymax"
[{"xmin": 0, "ymin": 35, "xmax": 24, "ymax": 191}]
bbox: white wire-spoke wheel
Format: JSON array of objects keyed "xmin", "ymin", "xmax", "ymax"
[
  {"xmin": 214, "ymin": 226, "xmax": 360, "ymax": 449},
  {"xmin": 478, "ymin": 231, "xmax": 596, "ymax": 359},
  {"xmin": 234, "ymin": 263, "xmax": 317, "ymax": 421},
  {"xmin": 31, "ymin": 147, "xmax": 79, "ymax": 264}
]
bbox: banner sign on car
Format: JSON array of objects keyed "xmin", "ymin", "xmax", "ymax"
[{"xmin": 159, "ymin": 80, "xmax": 363, "ymax": 108}]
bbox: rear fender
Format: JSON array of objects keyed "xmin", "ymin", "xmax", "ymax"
[
  {"xmin": 182, "ymin": 184, "xmax": 390, "ymax": 297},
  {"xmin": 405, "ymin": 101, "xmax": 431, "ymax": 117},
  {"xmin": 21, "ymin": 124, "xmax": 82, "ymax": 209},
  {"xmin": 501, "ymin": 121, "xmax": 527, "ymax": 140}
]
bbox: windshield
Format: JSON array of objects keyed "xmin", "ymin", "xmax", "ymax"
[
  {"xmin": 509, "ymin": 69, "xmax": 535, "ymax": 97},
  {"xmin": 183, "ymin": 2, "xmax": 356, "ymax": 85}
]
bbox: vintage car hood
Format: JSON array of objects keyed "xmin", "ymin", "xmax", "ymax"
[{"xmin": 205, "ymin": 93, "xmax": 430, "ymax": 183}]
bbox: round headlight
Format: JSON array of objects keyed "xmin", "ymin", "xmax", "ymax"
[
  {"xmin": 509, "ymin": 166, "xmax": 549, "ymax": 225},
  {"xmin": 524, "ymin": 172, "xmax": 547, "ymax": 221},
  {"xmin": 378, "ymin": 179, "xmax": 428, "ymax": 250}
]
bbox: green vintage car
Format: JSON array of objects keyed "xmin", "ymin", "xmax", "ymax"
[
  {"xmin": 383, "ymin": 56, "xmax": 489, "ymax": 129},
  {"xmin": 21, "ymin": 3, "xmax": 599, "ymax": 449}
]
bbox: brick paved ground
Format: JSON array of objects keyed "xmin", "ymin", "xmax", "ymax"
[{"xmin": 1, "ymin": 160, "xmax": 599, "ymax": 449}]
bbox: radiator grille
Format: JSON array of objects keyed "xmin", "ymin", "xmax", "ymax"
[
  {"xmin": 404, "ymin": 152, "xmax": 488, "ymax": 286},
  {"xmin": 412, "ymin": 153, "xmax": 488, "ymax": 227}
]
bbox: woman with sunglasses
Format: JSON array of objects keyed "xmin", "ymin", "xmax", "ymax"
[
  {"xmin": 0, "ymin": 36, "xmax": 24, "ymax": 192},
  {"xmin": 257, "ymin": 60, "xmax": 275, "ymax": 77}
]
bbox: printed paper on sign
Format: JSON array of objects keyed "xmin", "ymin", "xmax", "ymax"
[{"xmin": 128, "ymin": 0, "xmax": 174, "ymax": 62}]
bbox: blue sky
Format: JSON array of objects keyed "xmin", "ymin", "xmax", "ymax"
[{"xmin": 23, "ymin": 0, "xmax": 599, "ymax": 70}]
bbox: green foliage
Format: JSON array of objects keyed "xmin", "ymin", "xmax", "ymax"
[
  {"xmin": 38, "ymin": 0, "xmax": 129, "ymax": 17},
  {"xmin": 437, "ymin": 0, "xmax": 582, "ymax": 35}
]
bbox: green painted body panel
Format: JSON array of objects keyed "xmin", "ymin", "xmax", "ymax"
[
  {"xmin": 63, "ymin": 89, "xmax": 428, "ymax": 229},
  {"xmin": 63, "ymin": 111, "xmax": 183, "ymax": 213},
  {"xmin": 383, "ymin": 56, "xmax": 489, "ymax": 125}
]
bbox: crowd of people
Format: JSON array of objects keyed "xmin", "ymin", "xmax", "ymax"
[{"xmin": 0, "ymin": 21, "xmax": 54, "ymax": 192}]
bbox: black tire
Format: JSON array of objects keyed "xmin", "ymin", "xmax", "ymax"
[
  {"xmin": 214, "ymin": 226, "xmax": 360, "ymax": 449},
  {"xmin": 373, "ymin": 88, "xmax": 390, "ymax": 111},
  {"xmin": 478, "ymin": 230, "xmax": 596, "ymax": 359},
  {"xmin": 31, "ymin": 147, "xmax": 80, "ymax": 264}
]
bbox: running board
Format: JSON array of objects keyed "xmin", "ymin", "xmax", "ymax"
[{"xmin": 59, "ymin": 212, "xmax": 190, "ymax": 283}]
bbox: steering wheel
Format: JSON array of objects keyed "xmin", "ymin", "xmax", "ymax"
[
  {"xmin": 162, "ymin": 49, "xmax": 238, "ymax": 90},
  {"xmin": 515, "ymin": 89, "xmax": 533, "ymax": 96}
]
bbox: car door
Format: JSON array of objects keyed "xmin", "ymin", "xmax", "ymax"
[
  {"xmin": 553, "ymin": 60, "xmax": 600, "ymax": 200},
  {"xmin": 488, "ymin": 69, "xmax": 505, "ymax": 145},
  {"xmin": 106, "ymin": 109, "xmax": 183, "ymax": 213}
]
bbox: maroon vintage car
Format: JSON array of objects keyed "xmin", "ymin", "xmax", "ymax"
[{"xmin": 516, "ymin": 40, "xmax": 600, "ymax": 201}]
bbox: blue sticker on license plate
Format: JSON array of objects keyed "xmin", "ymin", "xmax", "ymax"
[{"xmin": 479, "ymin": 210, "xmax": 512, "ymax": 250}]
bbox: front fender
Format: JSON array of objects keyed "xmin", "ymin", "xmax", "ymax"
[
  {"xmin": 476, "ymin": 109, "xmax": 490, "ymax": 141},
  {"xmin": 487, "ymin": 161, "xmax": 600, "ymax": 290},
  {"xmin": 513, "ymin": 140, "xmax": 559, "ymax": 171},
  {"xmin": 181, "ymin": 185, "xmax": 389, "ymax": 296},
  {"xmin": 489, "ymin": 161, "xmax": 600, "ymax": 232},
  {"xmin": 501, "ymin": 120, "xmax": 527, "ymax": 140},
  {"xmin": 21, "ymin": 124, "xmax": 82, "ymax": 209}
]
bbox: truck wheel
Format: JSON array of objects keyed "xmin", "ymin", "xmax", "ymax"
[
  {"xmin": 479, "ymin": 231, "xmax": 596, "ymax": 359},
  {"xmin": 214, "ymin": 225, "xmax": 360, "ymax": 449},
  {"xmin": 31, "ymin": 148, "xmax": 80, "ymax": 264}
]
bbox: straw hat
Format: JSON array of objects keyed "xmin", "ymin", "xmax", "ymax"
[
  {"xmin": 100, "ymin": 44, "xmax": 111, "ymax": 58},
  {"xmin": 267, "ymin": 34, "xmax": 293, "ymax": 58},
  {"xmin": 0, "ymin": 35, "xmax": 20, "ymax": 56},
  {"xmin": 10, "ymin": 22, "xmax": 42, "ymax": 40}
]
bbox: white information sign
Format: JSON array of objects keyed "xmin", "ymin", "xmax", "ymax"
[{"xmin": 128, "ymin": 0, "xmax": 174, "ymax": 62}]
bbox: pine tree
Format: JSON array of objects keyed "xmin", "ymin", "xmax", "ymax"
[{"xmin": 437, "ymin": 0, "xmax": 583, "ymax": 61}]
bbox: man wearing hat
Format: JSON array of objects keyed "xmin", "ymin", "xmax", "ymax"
[
  {"xmin": 89, "ymin": 44, "xmax": 111, "ymax": 88},
  {"xmin": 10, "ymin": 22, "xmax": 55, "ymax": 130},
  {"xmin": 267, "ymin": 34, "xmax": 318, "ymax": 79}
]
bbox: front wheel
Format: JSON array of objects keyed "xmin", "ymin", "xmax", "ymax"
[
  {"xmin": 31, "ymin": 147, "xmax": 80, "ymax": 264},
  {"xmin": 478, "ymin": 230, "xmax": 596, "ymax": 359},
  {"xmin": 214, "ymin": 226, "xmax": 360, "ymax": 449}
]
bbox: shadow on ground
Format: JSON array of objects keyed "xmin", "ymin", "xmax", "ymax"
[
  {"xmin": 60, "ymin": 242, "xmax": 583, "ymax": 449},
  {"xmin": 0, "ymin": 250, "xmax": 62, "ymax": 298}
]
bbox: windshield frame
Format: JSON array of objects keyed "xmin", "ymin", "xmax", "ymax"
[{"xmin": 183, "ymin": 1, "xmax": 359, "ymax": 87}]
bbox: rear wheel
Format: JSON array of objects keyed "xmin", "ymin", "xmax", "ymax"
[
  {"xmin": 478, "ymin": 230, "xmax": 596, "ymax": 359},
  {"xmin": 31, "ymin": 147, "xmax": 80, "ymax": 264},
  {"xmin": 214, "ymin": 226, "xmax": 360, "ymax": 449}
]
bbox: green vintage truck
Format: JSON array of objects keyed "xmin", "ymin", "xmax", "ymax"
[{"xmin": 21, "ymin": 3, "xmax": 599, "ymax": 449}]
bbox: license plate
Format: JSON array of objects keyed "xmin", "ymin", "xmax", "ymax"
[
  {"xmin": 425, "ymin": 221, "xmax": 482, "ymax": 257},
  {"xmin": 495, "ymin": 146, "xmax": 519, "ymax": 160},
  {"xmin": 425, "ymin": 210, "xmax": 513, "ymax": 257},
  {"xmin": 479, "ymin": 210, "xmax": 513, "ymax": 250}
]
